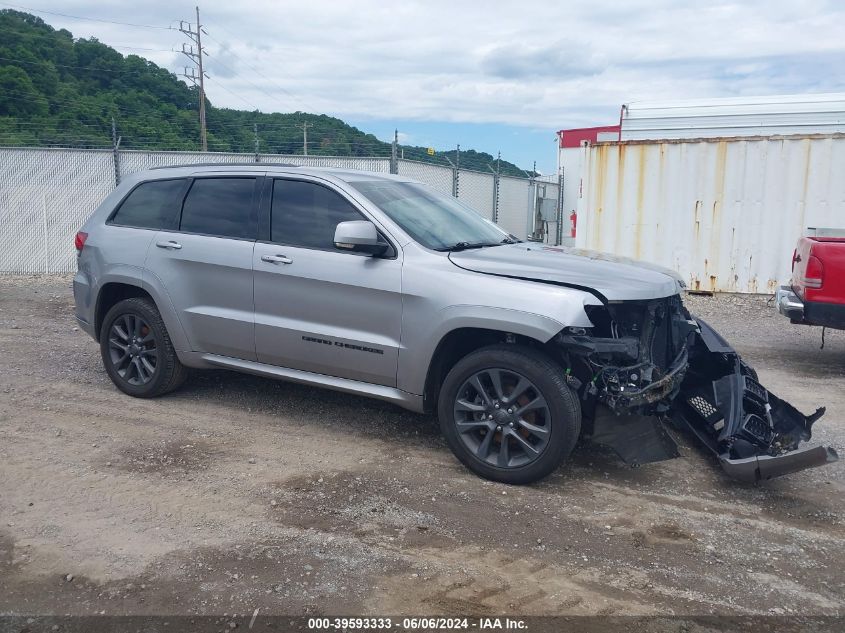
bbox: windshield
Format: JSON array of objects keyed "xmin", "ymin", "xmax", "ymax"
[{"xmin": 349, "ymin": 180, "xmax": 511, "ymax": 251}]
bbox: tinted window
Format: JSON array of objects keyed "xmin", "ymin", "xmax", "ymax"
[
  {"xmin": 180, "ymin": 178, "xmax": 257, "ymax": 239},
  {"xmin": 271, "ymin": 179, "xmax": 363, "ymax": 249},
  {"xmin": 111, "ymin": 179, "xmax": 185, "ymax": 230}
]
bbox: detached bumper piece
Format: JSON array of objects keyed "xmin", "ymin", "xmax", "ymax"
[
  {"xmin": 719, "ymin": 445, "xmax": 839, "ymax": 483},
  {"xmin": 672, "ymin": 318, "xmax": 839, "ymax": 482}
]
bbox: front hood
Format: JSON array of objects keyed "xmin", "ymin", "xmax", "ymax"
[{"xmin": 449, "ymin": 243, "xmax": 683, "ymax": 301}]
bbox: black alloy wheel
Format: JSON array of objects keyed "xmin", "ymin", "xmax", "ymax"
[
  {"xmin": 453, "ymin": 368, "xmax": 552, "ymax": 468},
  {"xmin": 100, "ymin": 297, "xmax": 187, "ymax": 398}
]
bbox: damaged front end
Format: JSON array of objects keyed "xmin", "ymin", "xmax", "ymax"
[{"xmin": 552, "ymin": 295, "xmax": 838, "ymax": 482}]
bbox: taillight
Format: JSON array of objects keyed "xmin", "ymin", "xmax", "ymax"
[
  {"xmin": 74, "ymin": 231, "xmax": 88, "ymax": 253},
  {"xmin": 801, "ymin": 255, "xmax": 824, "ymax": 289}
]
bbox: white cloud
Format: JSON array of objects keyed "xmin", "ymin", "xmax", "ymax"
[{"xmin": 35, "ymin": 0, "xmax": 845, "ymax": 128}]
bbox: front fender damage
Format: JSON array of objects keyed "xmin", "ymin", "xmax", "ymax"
[{"xmin": 552, "ymin": 299, "xmax": 838, "ymax": 482}]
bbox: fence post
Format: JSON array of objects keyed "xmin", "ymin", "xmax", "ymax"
[
  {"xmin": 42, "ymin": 192, "xmax": 49, "ymax": 273},
  {"xmin": 555, "ymin": 168, "xmax": 564, "ymax": 246},
  {"xmin": 488, "ymin": 156, "xmax": 501, "ymax": 223},
  {"xmin": 111, "ymin": 117, "xmax": 122, "ymax": 186},
  {"xmin": 444, "ymin": 153, "xmax": 458, "ymax": 199},
  {"xmin": 528, "ymin": 161, "xmax": 536, "ymax": 239},
  {"xmin": 390, "ymin": 129, "xmax": 398, "ymax": 175},
  {"xmin": 453, "ymin": 144, "xmax": 460, "ymax": 198}
]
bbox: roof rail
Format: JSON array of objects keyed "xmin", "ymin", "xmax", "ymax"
[{"xmin": 149, "ymin": 162, "xmax": 299, "ymax": 170}]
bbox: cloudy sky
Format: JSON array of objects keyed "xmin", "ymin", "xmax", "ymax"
[{"xmin": 10, "ymin": 0, "xmax": 845, "ymax": 172}]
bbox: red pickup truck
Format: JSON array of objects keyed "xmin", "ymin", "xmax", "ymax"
[{"xmin": 777, "ymin": 235, "xmax": 845, "ymax": 329}]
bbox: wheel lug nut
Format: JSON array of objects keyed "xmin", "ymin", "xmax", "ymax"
[
  {"xmin": 509, "ymin": 422, "xmax": 514, "ymax": 428},
  {"xmin": 507, "ymin": 408, "xmax": 513, "ymax": 414},
  {"xmin": 494, "ymin": 403, "xmax": 500, "ymax": 409},
  {"xmin": 496, "ymin": 426, "xmax": 502, "ymax": 432}
]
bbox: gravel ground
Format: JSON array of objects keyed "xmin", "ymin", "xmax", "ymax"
[{"xmin": 1, "ymin": 276, "xmax": 843, "ymax": 619}]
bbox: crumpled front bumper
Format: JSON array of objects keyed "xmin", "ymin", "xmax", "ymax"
[
  {"xmin": 671, "ymin": 317, "xmax": 839, "ymax": 482},
  {"xmin": 720, "ymin": 444, "xmax": 839, "ymax": 482}
]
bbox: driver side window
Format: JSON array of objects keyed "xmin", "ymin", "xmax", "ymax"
[{"xmin": 271, "ymin": 179, "xmax": 364, "ymax": 250}]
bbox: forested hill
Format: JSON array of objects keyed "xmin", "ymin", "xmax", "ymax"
[{"xmin": 0, "ymin": 10, "xmax": 531, "ymax": 176}]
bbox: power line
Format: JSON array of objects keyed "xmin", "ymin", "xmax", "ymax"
[
  {"xmin": 0, "ymin": 3, "xmax": 173, "ymax": 29},
  {"xmin": 0, "ymin": 24, "xmax": 175, "ymax": 53},
  {"xmin": 110, "ymin": 45, "xmax": 176, "ymax": 53},
  {"xmin": 0, "ymin": 53, "xmax": 177, "ymax": 75},
  {"xmin": 204, "ymin": 75, "xmax": 260, "ymax": 112},
  {"xmin": 0, "ymin": 14, "xmax": 307, "ymax": 122},
  {"xmin": 199, "ymin": 16, "xmax": 316, "ymax": 113}
]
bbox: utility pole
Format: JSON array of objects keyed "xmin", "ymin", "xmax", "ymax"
[
  {"xmin": 179, "ymin": 6, "xmax": 208, "ymax": 151},
  {"xmin": 296, "ymin": 122, "xmax": 313, "ymax": 155}
]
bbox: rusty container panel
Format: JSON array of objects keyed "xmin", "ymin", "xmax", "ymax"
[{"xmin": 577, "ymin": 135, "xmax": 845, "ymax": 293}]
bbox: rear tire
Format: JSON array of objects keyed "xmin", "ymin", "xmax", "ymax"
[
  {"xmin": 438, "ymin": 344, "xmax": 580, "ymax": 484},
  {"xmin": 100, "ymin": 297, "xmax": 187, "ymax": 398}
]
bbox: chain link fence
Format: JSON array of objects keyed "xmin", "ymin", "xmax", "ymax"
[
  {"xmin": 457, "ymin": 169, "xmax": 497, "ymax": 221},
  {"xmin": 0, "ymin": 147, "xmax": 560, "ymax": 273},
  {"xmin": 396, "ymin": 159, "xmax": 455, "ymax": 197}
]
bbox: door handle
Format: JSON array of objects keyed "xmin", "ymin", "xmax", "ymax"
[
  {"xmin": 156, "ymin": 240, "xmax": 182, "ymax": 250},
  {"xmin": 261, "ymin": 254, "xmax": 293, "ymax": 264}
]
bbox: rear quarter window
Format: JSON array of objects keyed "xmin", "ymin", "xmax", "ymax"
[{"xmin": 110, "ymin": 179, "xmax": 186, "ymax": 230}]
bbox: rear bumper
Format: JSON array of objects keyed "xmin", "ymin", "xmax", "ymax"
[
  {"xmin": 805, "ymin": 301, "xmax": 845, "ymax": 330},
  {"xmin": 776, "ymin": 285, "xmax": 845, "ymax": 329},
  {"xmin": 75, "ymin": 314, "xmax": 96, "ymax": 339},
  {"xmin": 776, "ymin": 285, "xmax": 804, "ymax": 321},
  {"xmin": 73, "ymin": 271, "xmax": 98, "ymax": 341}
]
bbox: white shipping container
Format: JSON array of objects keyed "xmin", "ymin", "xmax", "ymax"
[
  {"xmin": 576, "ymin": 134, "xmax": 845, "ymax": 293},
  {"xmin": 622, "ymin": 93, "xmax": 845, "ymax": 141}
]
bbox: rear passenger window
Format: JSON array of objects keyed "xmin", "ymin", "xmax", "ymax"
[
  {"xmin": 111, "ymin": 179, "xmax": 185, "ymax": 229},
  {"xmin": 180, "ymin": 178, "xmax": 257, "ymax": 239},
  {"xmin": 271, "ymin": 179, "xmax": 364, "ymax": 249}
]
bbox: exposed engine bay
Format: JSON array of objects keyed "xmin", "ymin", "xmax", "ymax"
[{"xmin": 552, "ymin": 295, "xmax": 839, "ymax": 482}]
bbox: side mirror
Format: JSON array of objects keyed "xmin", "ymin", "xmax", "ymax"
[{"xmin": 334, "ymin": 220, "xmax": 389, "ymax": 256}]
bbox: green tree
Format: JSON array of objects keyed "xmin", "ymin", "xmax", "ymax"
[{"xmin": 0, "ymin": 65, "xmax": 47, "ymax": 117}]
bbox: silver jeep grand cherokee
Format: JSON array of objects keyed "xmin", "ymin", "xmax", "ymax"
[{"xmin": 73, "ymin": 164, "xmax": 837, "ymax": 484}]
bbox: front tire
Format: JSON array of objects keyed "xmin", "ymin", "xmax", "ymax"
[
  {"xmin": 438, "ymin": 344, "xmax": 581, "ymax": 484},
  {"xmin": 100, "ymin": 297, "xmax": 187, "ymax": 398}
]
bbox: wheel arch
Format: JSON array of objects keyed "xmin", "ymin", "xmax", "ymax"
[
  {"xmin": 94, "ymin": 281, "xmax": 153, "ymax": 341},
  {"xmin": 422, "ymin": 326, "xmax": 554, "ymax": 414},
  {"xmin": 94, "ymin": 278, "xmax": 190, "ymax": 353}
]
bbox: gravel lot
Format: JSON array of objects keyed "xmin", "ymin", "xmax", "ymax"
[{"xmin": 1, "ymin": 276, "xmax": 843, "ymax": 619}]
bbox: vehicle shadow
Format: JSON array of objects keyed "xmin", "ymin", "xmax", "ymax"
[{"xmin": 173, "ymin": 367, "xmax": 442, "ymax": 443}]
